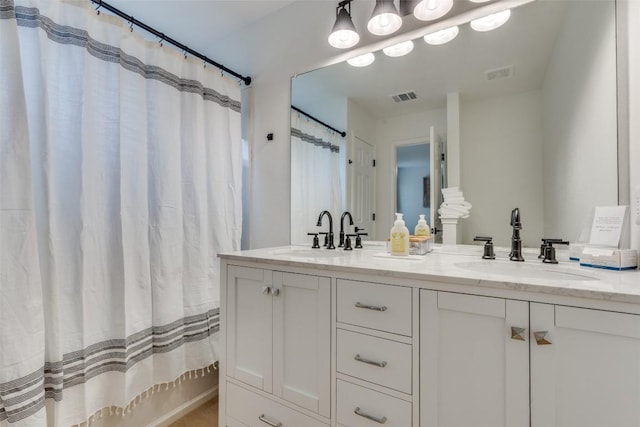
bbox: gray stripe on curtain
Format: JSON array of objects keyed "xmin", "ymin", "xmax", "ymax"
[
  {"xmin": 0, "ymin": 309, "xmax": 219, "ymax": 422},
  {"xmin": 0, "ymin": 0, "xmax": 241, "ymax": 112},
  {"xmin": 291, "ymin": 127, "xmax": 341, "ymax": 153}
]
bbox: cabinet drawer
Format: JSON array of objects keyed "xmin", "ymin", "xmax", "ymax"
[
  {"xmin": 226, "ymin": 382, "xmax": 328, "ymax": 427},
  {"xmin": 337, "ymin": 329, "xmax": 412, "ymax": 394},
  {"xmin": 337, "ymin": 380, "xmax": 412, "ymax": 427},
  {"xmin": 337, "ymin": 280, "xmax": 412, "ymax": 336}
]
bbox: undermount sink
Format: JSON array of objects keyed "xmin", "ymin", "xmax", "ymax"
[
  {"xmin": 270, "ymin": 247, "xmax": 347, "ymax": 259},
  {"xmin": 455, "ymin": 260, "xmax": 599, "ymax": 281}
]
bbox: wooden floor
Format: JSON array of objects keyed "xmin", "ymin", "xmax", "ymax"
[{"xmin": 169, "ymin": 397, "xmax": 218, "ymax": 427}]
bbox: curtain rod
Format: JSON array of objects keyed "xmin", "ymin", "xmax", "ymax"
[
  {"xmin": 291, "ymin": 106, "xmax": 346, "ymax": 137},
  {"xmin": 90, "ymin": 0, "xmax": 252, "ymax": 86}
]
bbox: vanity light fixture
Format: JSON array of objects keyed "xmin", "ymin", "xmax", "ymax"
[
  {"xmin": 413, "ymin": 0, "xmax": 453, "ymax": 21},
  {"xmin": 368, "ymin": 0, "xmax": 403, "ymax": 36},
  {"xmin": 347, "ymin": 52, "xmax": 376, "ymax": 67},
  {"xmin": 424, "ymin": 25, "xmax": 459, "ymax": 45},
  {"xmin": 470, "ymin": 8, "xmax": 511, "ymax": 32},
  {"xmin": 328, "ymin": 0, "xmax": 360, "ymax": 49},
  {"xmin": 383, "ymin": 40, "xmax": 415, "ymax": 57}
]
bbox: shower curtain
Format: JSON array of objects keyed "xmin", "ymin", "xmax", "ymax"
[
  {"xmin": 0, "ymin": 0, "xmax": 241, "ymax": 425},
  {"xmin": 290, "ymin": 110, "xmax": 344, "ymax": 245}
]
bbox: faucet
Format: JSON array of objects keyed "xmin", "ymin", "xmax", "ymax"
[
  {"xmin": 317, "ymin": 210, "xmax": 335, "ymax": 249},
  {"xmin": 509, "ymin": 208, "xmax": 525, "ymax": 261},
  {"xmin": 339, "ymin": 211, "xmax": 354, "ymax": 247}
]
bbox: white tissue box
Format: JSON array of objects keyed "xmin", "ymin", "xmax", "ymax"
[
  {"xmin": 569, "ymin": 243, "xmax": 585, "ymax": 261},
  {"xmin": 579, "ymin": 248, "xmax": 638, "ymax": 271}
]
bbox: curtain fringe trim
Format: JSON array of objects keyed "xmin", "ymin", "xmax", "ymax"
[
  {"xmin": 291, "ymin": 127, "xmax": 341, "ymax": 153},
  {"xmin": 72, "ymin": 362, "xmax": 219, "ymax": 427}
]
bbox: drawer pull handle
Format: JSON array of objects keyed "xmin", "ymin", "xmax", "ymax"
[
  {"xmin": 354, "ymin": 407, "xmax": 387, "ymax": 424},
  {"xmin": 355, "ymin": 354, "xmax": 387, "ymax": 368},
  {"xmin": 355, "ymin": 302, "xmax": 387, "ymax": 312},
  {"xmin": 258, "ymin": 414, "xmax": 283, "ymax": 427},
  {"xmin": 534, "ymin": 331, "xmax": 552, "ymax": 346}
]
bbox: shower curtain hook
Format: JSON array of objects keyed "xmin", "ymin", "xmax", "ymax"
[
  {"xmin": 128, "ymin": 16, "xmax": 134, "ymax": 32},
  {"xmin": 182, "ymin": 49, "xmax": 188, "ymax": 59},
  {"xmin": 94, "ymin": 0, "xmax": 102, "ymax": 15},
  {"xmin": 158, "ymin": 33, "xmax": 165, "ymax": 47}
]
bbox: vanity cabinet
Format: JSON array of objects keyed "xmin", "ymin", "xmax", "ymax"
[
  {"xmin": 420, "ymin": 290, "xmax": 640, "ymax": 427},
  {"xmin": 419, "ymin": 291, "xmax": 529, "ymax": 427},
  {"xmin": 225, "ymin": 266, "xmax": 331, "ymax": 422}
]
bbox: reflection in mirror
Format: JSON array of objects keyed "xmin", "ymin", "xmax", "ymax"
[{"xmin": 291, "ymin": 0, "xmax": 619, "ymax": 248}]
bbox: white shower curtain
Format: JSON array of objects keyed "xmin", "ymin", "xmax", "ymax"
[
  {"xmin": 290, "ymin": 111, "xmax": 344, "ymax": 245},
  {"xmin": 0, "ymin": 1, "xmax": 241, "ymax": 425}
]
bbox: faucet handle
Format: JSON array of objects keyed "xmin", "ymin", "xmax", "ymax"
[
  {"xmin": 474, "ymin": 236, "xmax": 496, "ymax": 260},
  {"xmin": 538, "ymin": 238, "xmax": 565, "ymax": 259},
  {"xmin": 542, "ymin": 239, "xmax": 569, "ymax": 264},
  {"xmin": 307, "ymin": 233, "xmax": 320, "ymax": 249},
  {"xmin": 344, "ymin": 234, "xmax": 357, "ymax": 251},
  {"xmin": 354, "ymin": 226, "xmax": 365, "ymax": 233},
  {"xmin": 354, "ymin": 232, "xmax": 368, "ymax": 249}
]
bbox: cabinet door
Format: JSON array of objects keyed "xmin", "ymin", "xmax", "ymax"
[
  {"xmin": 420, "ymin": 291, "xmax": 529, "ymax": 427},
  {"xmin": 226, "ymin": 266, "xmax": 273, "ymax": 393},
  {"xmin": 531, "ymin": 303, "xmax": 640, "ymax": 427},
  {"xmin": 273, "ymin": 272, "xmax": 331, "ymax": 417}
]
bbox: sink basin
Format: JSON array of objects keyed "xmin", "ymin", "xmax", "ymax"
[
  {"xmin": 455, "ymin": 261, "xmax": 599, "ymax": 281},
  {"xmin": 270, "ymin": 247, "xmax": 347, "ymax": 259}
]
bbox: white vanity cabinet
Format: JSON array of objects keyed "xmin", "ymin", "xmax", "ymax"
[
  {"xmin": 225, "ymin": 265, "xmax": 331, "ymax": 425},
  {"xmin": 420, "ymin": 290, "xmax": 640, "ymax": 427},
  {"xmin": 530, "ymin": 303, "xmax": 640, "ymax": 427},
  {"xmin": 419, "ymin": 291, "xmax": 530, "ymax": 427}
]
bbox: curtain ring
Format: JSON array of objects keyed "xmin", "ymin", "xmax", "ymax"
[
  {"xmin": 158, "ymin": 33, "xmax": 165, "ymax": 47},
  {"xmin": 94, "ymin": 0, "xmax": 102, "ymax": 15},
  {"xmin": 128, "ymin": 16, "xmax": 134, "ymax": 32},
  {"xmin": 182, "ymin": 50, "xmax": 188, "ymax": 59}
]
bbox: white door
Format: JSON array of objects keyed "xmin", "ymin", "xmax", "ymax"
[
  {"xmin": 349, "ymin": 135, "xmax": 375, "ymax": 238},
  {"xmin": 226, "ymin": 266, "xmax": 273, "ymax": 393},
  {"xmin": 531, "ymin": 303, "xmax": 640, "ymax": 427},
  {"xmin": 272, "ymin": 272, "xmax": 331, "ymax": 417},
  {"xmin": 420, "ymin": 291, "xmax": 529, "ymax": 427}
]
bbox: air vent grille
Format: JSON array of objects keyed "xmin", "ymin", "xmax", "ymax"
[
  {"xmin": 391, "ymin": 91, "xmax": 417, "ymax": 103},
  {"xmin": 486, "ymin": 65, "xmax": 514, "ymax": 81}
]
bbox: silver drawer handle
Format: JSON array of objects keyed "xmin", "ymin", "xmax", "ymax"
[
  {"xmin": 355, "ymin": 354, "xmax": 387, "ymax": 368},
  {"xmin": 354, "ymin": 407, "xmax": 387, "ymax": 424},
  {"xmin": 355, "ymin": 302, "xmax": 387, "ymax": 312},
  {"xmin": 258, "ymin": 414, "xmax": 282, "ymax": 427}
]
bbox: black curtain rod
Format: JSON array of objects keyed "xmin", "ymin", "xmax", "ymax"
[
  {"xmin": 90, "ymin": 0, "xmax": 251, "ymax": 86},
  {"xmin": 291, "ymin": 106, "xmax": 346, "ymax": 137}
]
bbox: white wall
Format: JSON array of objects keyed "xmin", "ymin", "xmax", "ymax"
[
  {"xmin": 460, "ymin": 90, "xmax": 544, "ymax": 248},
  {"xmin": 541, "ymin": 0, "xmax": 618, "ymax": 243},
  {"xmin": 374, "ymin": 108, "xmax": 446, "ymax": 238},
  {"xmin": 627, "ymin": 0, "xmax": 640, "ymax": 251}
]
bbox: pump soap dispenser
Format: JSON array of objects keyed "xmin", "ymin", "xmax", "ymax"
[
  {"xmin": 415, "ymin": 214, "xmax": 431, "ymax": 237},
  {"xmin": 390, "ymin": 213, "xmax": 410, "ymax": 256}
]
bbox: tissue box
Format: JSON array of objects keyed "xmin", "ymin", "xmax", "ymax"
[
  {"xmin": 569, "ymin": 243, "xmax": 585, "ymax": 261},
  {"xmin": 579, "ymin": 248, "xmax": 638, "ymax": 271}
]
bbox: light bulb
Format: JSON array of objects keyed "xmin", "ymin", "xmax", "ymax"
[
  {"xmin": 383, "ymin": 40, "xmax": 415, "ymax": 57},
  {"xmin": 368, "ymin": 0, "xmax": 402, "ymax": 36},
  {"xmin": 414, "ymin": 0, "xmax": 453, "ymax": 21},
  {"xmin": 347, "ymin": 52, "xmax": 376, "ymax": 67},
  {"xmin": 424, "ymin": 26, "xmax": 459, "ymax": 45},
  {"xmin": 470, "ymin": 9, "xmax": 511, "ymax": 32}
]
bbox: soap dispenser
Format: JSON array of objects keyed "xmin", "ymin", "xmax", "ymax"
[
  {"xmin": 390, "ymin": 213, "xmax": 410, "ymax": 256},
  {"xmin": 415, "ymin": 214, "xmax": 431, "ymax": 237}
]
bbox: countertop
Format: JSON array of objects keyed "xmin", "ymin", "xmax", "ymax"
[{"xmin": 219, "ymin": 243, "xmax": 640, "ymax": 305}]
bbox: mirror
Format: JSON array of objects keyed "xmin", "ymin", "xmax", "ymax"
[{"xmin": 291, "ymin": 0, "xmax": 619, "ymax": 248}]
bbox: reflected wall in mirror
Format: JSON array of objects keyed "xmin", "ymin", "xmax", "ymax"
[{"xmin": 291, "ymin": 0, "xmax": 619, "ymax": 248}]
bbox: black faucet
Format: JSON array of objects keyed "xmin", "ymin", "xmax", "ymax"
[
  {"xmin": 339, "ymin": 211, "xmax": 354, "ymax": 248},
  {"xmin": 509, "ymin": 208, "xmax": 525, "ymax": 261},
  {"xmin": 317, "ymin": 210, "xmax": 335, "ymax": 249}
]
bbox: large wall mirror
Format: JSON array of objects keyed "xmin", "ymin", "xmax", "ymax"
[{"xmin": 291, "ymin": 0, "xmax": 622, "ymax": 248}]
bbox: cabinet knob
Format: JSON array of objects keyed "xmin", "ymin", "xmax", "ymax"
[
  {"xmin": 534, "ymin": 331, "xmax": 552, "ymax": 345},
  {"xmin": 271, "ymin": 288, "xmax": 280, "ymax": 297},
  {"xmin": 354, "ymin": 407, "xmax": 387, "ymax": 424},
  {"xmin": 261, "ymin": 286, "xmax": 272, "ymax": 295},
  {"xmin": 511, "ymin": 326, "xmax": 526, "ymax": 341},
  {"xmin": 258, "ymin": 414, "xmax": 282, "ymax": 427}
]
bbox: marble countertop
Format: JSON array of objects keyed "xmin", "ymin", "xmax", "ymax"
[{"xmin": 220, "ymin": 243, "xmax": 640, "ymax": 304}]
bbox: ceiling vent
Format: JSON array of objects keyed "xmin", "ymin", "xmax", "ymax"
[
  {"xmin": 391, "ymin": 91, "xmax": 417, "ymax": 103},
  {"xmin": 486, "ymin": 65, "xmax": 514, "ymax": 81}
]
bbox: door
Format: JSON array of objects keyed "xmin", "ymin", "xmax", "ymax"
[
  {"xmin": 226, "ymin": 266, "xmax": 273, "ymax": 393},
  {"xmin": 349, "ymin": 135, "xmax": 375, "ymax": 238},
  {"xmin": 531, "ymin": 303, "xmax": 640, "ymax": 427},
  {"xmin": 272, "ymin": 272, "xmax": 331, "ymax": 417},
  {"xmin": 420, "ymin": 291, "xmax": 529, "ymax": 427}
]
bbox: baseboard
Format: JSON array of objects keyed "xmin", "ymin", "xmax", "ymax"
[{"xmin": 150, "ymin": 386, "xmax": 218, "ymax": 427}]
